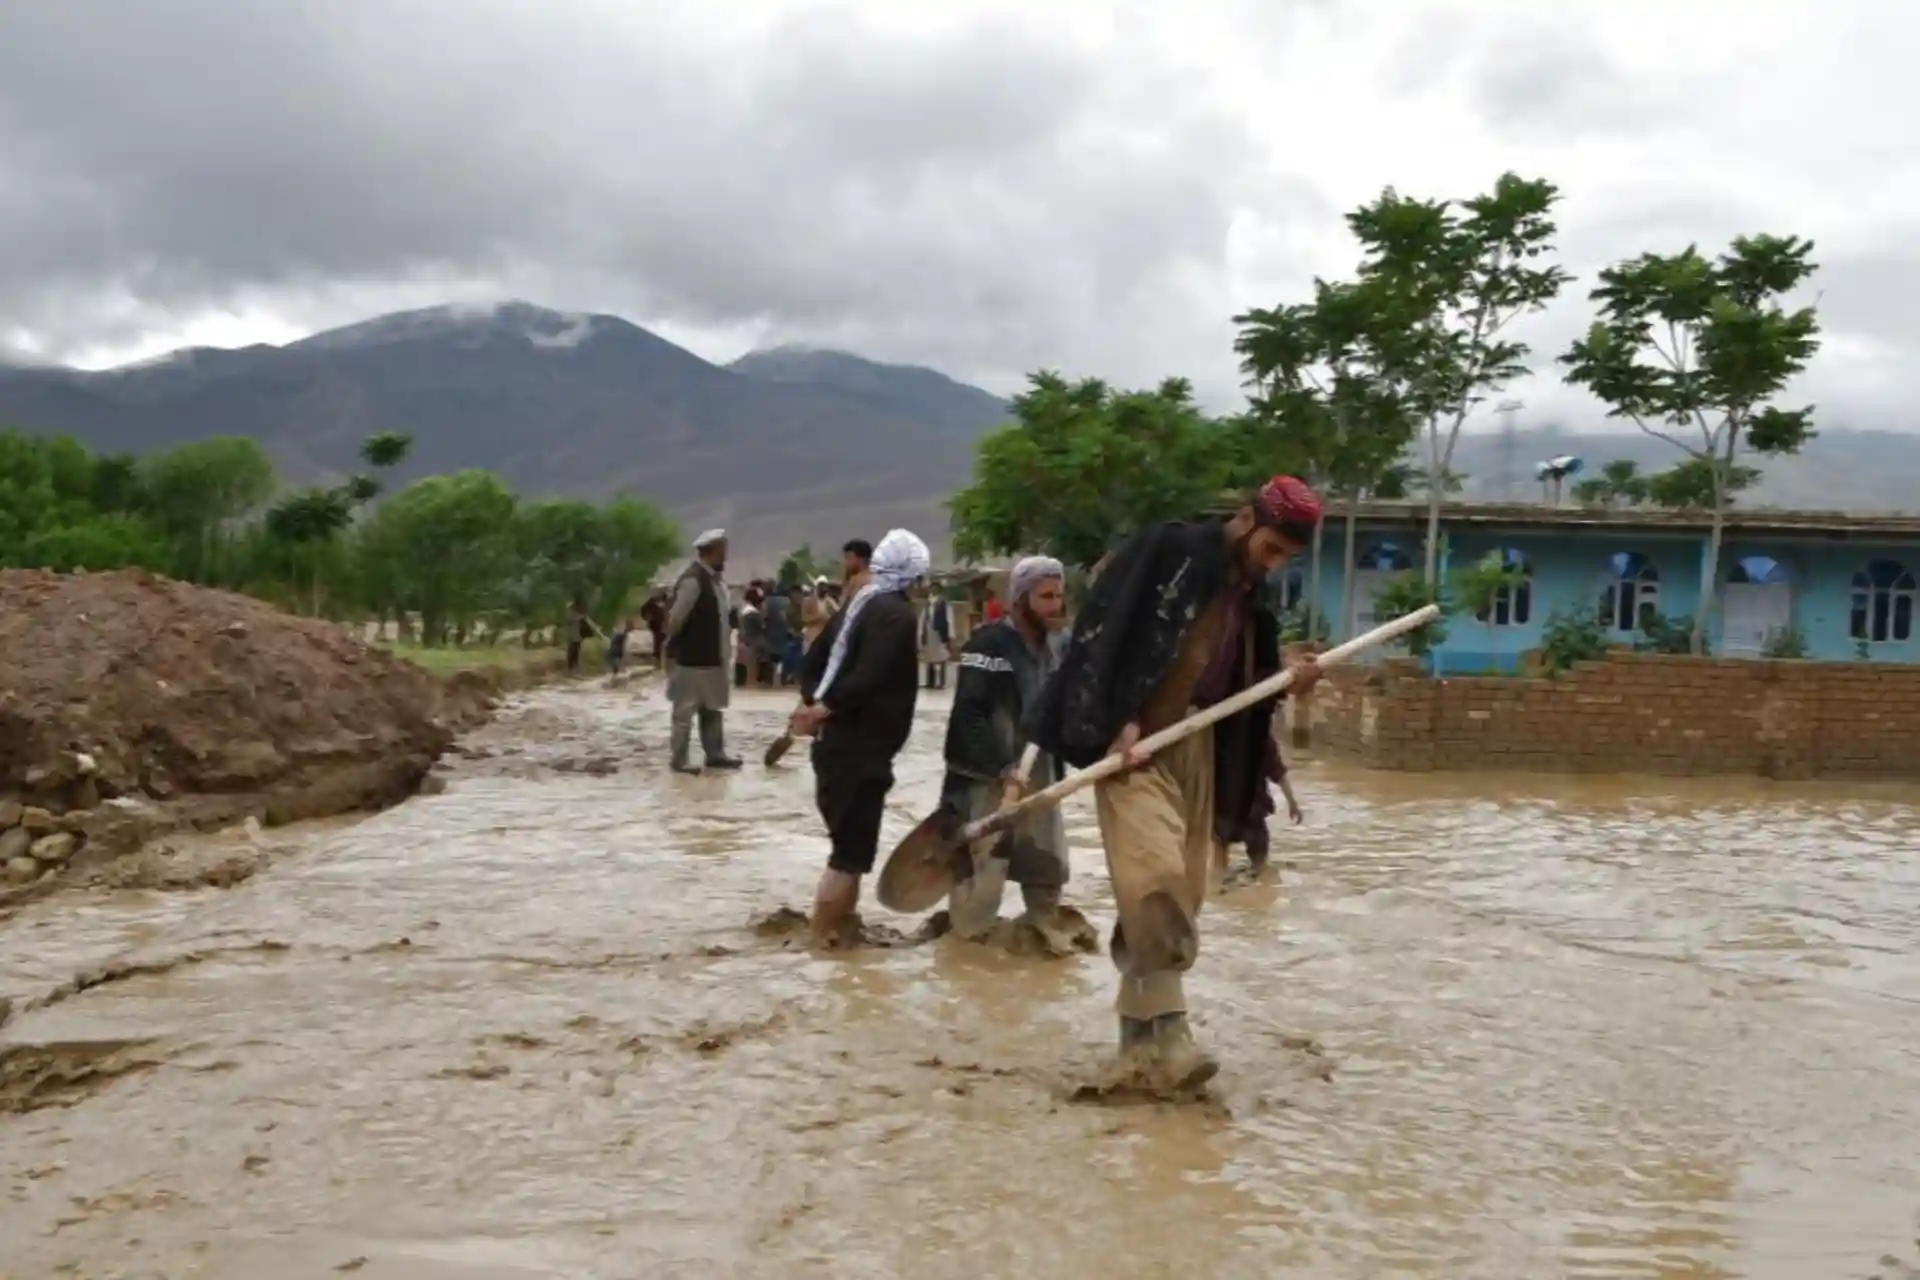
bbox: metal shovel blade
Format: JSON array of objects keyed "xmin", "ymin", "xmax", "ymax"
[{"xmin": 876, "ymin": 807, "xmax": 969, "ymax": 913}]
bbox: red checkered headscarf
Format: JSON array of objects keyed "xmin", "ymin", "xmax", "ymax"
[{"xmin": 1254, "ymin": 475, "xmax": 1322, "ymax": 538}]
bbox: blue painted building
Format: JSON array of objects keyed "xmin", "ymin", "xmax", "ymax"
[{"xmin": 1271, "ymin": 501, "xmax": 1920, "ymax": 671}]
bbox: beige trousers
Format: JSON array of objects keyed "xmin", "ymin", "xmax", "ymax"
[{"xmin": 1093, "ymin": 729, "xmax": 1221, "ymax": 1020}]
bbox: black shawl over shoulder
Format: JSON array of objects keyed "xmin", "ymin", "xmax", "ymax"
[{"xmin": 1024, "ymin": 518, "xmax": 1283, "ymax": 849}]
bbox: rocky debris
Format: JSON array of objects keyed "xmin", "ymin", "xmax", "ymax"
[{"xmin": 0, "ymin": 569, "xmax": 471, "ymax": 905}]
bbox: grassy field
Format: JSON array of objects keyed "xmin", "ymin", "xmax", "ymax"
[{"xmin": 381, "ymin": 640, "xmax": 598, "ymax": 676}]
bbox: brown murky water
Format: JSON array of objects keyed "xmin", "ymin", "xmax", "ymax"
[{"xmin": 5, "ymin": 684, "xmax": 1920, "ymax": 1279}]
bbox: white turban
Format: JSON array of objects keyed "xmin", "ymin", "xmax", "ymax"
[
  {"xmin": 693, "ymin": 528, "xmax": 726, "ymax": 549},
  {"xmin": 813, "ymin": 528, "xmax": 929, "ymax": 702},
  {"xmin": 1008, "ymin": 555, "xmax": 1064, "ymax": 604}
]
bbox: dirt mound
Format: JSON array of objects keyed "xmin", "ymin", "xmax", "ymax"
[{"xmin": 0, "ymin": 569, "xmax": 461, "ymax": 895}]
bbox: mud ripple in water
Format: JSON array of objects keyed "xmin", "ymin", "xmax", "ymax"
[{"xmin": 2, "ymin": 687, "xmax": 1919, "ymax": 1277}]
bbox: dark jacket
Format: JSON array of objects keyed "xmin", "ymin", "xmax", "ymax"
[
  {"xmin": 802, "ymin": 591, "xmax": 920, "ymax": 763},
  {"xmin": 1025, "ymin": 517, "xmax": 1285, "ymax": 850},
  {"xmin": 943, "ymin": 618, "xmax": 1054, "ymax": 785}
]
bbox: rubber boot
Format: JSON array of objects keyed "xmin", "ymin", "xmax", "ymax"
[{"xmin": 1148, "ymin": 1013, "xmax": 1219, "ymax": 1091}]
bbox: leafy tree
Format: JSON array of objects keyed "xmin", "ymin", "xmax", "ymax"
[
  {"xmin": 1561, "ymin": 234, "xmax": 1820, "ymax": 653},
  {"xmin": 360, "ymin": 432, "xmax": 413, "ymax": 470},
  {"xmin": 777, "ymin": 543, "xmax": 827, "ymax": 590},
  {"xmin": 949, "ymin": 372, "xmax": 1232, "ymax": 569},
  {"xmin": 358, "ymin": 471, "xmax": 518, "ymax": 645},
  {"xmin": 1233, "ymin": 281, "xmax": 1422, "ymax": 641},
  {"xmin": 1572, "ymin": 458, "xmax": 1650, "ymax": 509},
  {"xmin": 265, "ymin": 487, "xmax": 356, "ymax": 614},
  {"xmin": 1346, "ymin": 174, "xmax": 1572, "ymax": 585},
  {"xmin": 138, "ymin": 436, "xmax": 277, "ymax": 583},
  {"xmin": 1643, "ymin": 455, "xmax": 1760, "ymax": 510},
  {"xmin": 22, "ymin": 515, "xmax": 169, "ymax": 573}
]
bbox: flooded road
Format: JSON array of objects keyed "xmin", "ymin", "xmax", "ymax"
[{"xmin": 5, "ymin": 683, "xmax": 1920, "ymax": 1279}]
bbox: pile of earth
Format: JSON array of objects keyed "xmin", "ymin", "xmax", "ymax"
[{"xmin": 0, "ymin": 569, "xmax": 484, "ymax": 899}]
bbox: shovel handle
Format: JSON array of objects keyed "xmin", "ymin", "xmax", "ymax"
[{"xmin": 960, "ymin": 604, "xmax": 1439, "ymax": 842}]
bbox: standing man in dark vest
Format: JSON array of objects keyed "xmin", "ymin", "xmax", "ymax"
[{"xmin": 665, "ymin": 528, "xmax": 743, "ymax": 774}]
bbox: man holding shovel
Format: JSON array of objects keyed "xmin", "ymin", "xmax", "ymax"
[
  {"xmin": 1024, "ymin": 476, "xmax": 1324, "ymax": 1089},
  {"xmin": 939, "ymin": 555, "xmax": 1091, "ymax": 952}
]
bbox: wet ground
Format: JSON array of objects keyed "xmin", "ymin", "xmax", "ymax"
[{"xmin": 4, "ymin": 683, "xmax": 1920, "ymax": 1279}]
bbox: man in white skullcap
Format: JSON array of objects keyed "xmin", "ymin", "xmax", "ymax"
[
  {"xmin": 792, "ymin": 528, "xmax": 929, "ymax": 946},
  {"xmin": 938, "ymin": 555, "xmax": 1085, "ymax": 948},
  {"xmin": 664, "ymin": 528, "xmax": 742, "ymax": 773}
]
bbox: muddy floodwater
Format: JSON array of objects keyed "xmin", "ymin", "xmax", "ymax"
[{"xmin": 5, "ymin": 684, "xmax": 1920, "ymax": 1279}]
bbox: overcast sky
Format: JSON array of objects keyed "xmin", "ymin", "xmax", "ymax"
[{"xmin": 2, "ymin": 0, "xmax": 1912, "ymax": 429}]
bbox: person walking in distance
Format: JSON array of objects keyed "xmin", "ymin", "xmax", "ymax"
[
  {"xmin": 791, "ymin": 528, "xmax": 927, "ymax": 948},
  {"xmin": 1024, "ymin": 477, "xmax": 1325, "ymax": 1089},
  {"xmin": 920, "ymin": 590, "xmax": 952, "ymax": 689},
  {"xmin": 665, "ymin": 529, "xmax": 744, "ymax": 774},
  {"xmin": 941, "ymin": 555, "xmax": 1080, "ymax": 946},
  {"xmin": 640, "ymin": 589, "xmax": 670, "ymax": 671},
  {"xmin": 564, "ymin": 594, "xmax": 606, "ymax": 675}
]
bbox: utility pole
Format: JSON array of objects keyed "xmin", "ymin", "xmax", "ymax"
[{"xmin": 1493, "ymin": 399, "xmax": 1524, "ymax": 502}]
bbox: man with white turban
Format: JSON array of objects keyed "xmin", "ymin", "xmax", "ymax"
[
  {"xmin": 937, "ymin": 555, "xmax": 1089, "ymax": 950},
  {"xmin": 664, "ymin": 528, "xmax": 742, "ymax": 774},
  {"xmin": 792, "ymin": 528, "xmax": 930, "ymax": 946}
]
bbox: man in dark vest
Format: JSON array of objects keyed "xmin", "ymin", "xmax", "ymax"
[{"xmin": 665, "ymin": 528, "xmax": 743, "ymax": 774}]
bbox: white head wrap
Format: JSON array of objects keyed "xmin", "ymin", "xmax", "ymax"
[
  {"xmin": 813, "ymin": 528, "xmax": 930, "ymax": 702},
  {"xmin": 693, "ymin": 528, "xmax": 726, "ymax": 550},
  {"xmin": 1008, "ymin": 555, "xmax": 1064, "ymax": 605}
]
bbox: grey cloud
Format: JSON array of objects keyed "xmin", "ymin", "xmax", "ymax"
[{"xmin": 0, "ymin": 1, "xmax": 1263, "ymax": 390}]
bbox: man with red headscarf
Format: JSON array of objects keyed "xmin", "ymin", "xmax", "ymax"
[{"xmin": 1024, "ymin": 476, "xmax": 1324, "ymax": 1090}]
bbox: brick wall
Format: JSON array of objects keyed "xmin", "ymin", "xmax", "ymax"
[{"xmin": 1293, "ymin": 653, "xmax": 1920, "ymax": 779}]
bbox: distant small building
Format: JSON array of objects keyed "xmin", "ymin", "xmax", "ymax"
[{"xmin": 1281, "ymin": 501, "xmax": 1920, "ymax": 671}]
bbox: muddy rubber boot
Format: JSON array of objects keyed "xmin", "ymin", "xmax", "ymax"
[
  {"xmin": 1119, "ymin": 1015, "xmax": 1156, "ymax": 1054},
  {"xmin": 1148, "ymin": 1014, "xmax": 1219, "ymax": 1090}
]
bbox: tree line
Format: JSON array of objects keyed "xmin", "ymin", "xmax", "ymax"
[
  {"xmin": 0, "ymin": 430, "xmax": 680, "ymax": 647},
  {"xmin": 948, "ymin": 172, "xmax": 1822, "ymax": 655}
]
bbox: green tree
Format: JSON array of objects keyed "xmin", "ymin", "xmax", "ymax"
[
  {"xmin": 1233, "ymin": 280, "xmax": 1423, "ymax": 641},
  {"xmin": 1643, "ymin": 455, "xmax": 1761, "ymax": 510},
  {"xmin": 360, "ymin": 432, "xmax": 413, "ymax": 470},
  {"xmin": 22, "ymin": 515, "xmax": 170, "ymax": 573},
  {"xmin": 589, "ymin": 497, "xmax": 680, "ymax": 622},
  {"xmin": 949, "ymin": 372, "xmax": 1232, "ymax": 569},
  {"xmin": 777, "ymin": 543, "xmax": 827, "ymax": 590},
  {"xmin": 1572, "ymin": 458, "xmax": 1650, "ymax": 509},
  {"xmin": 138, "ymin": 436, "xmax": 277, "ymax": 583},
  {"xmin": 1561, "ymin": 234, "xmax": 1820, "ymax": 653},
  {"xmin": 1346, "ymin": 173, "xmax": 1572, "ymax": 585},
  {"xmin": 359, "ymin": 471, "xmax": 518, "ymax": 645},
  {"xmin": 265, "ymin": 487, "xmax": 356, "ymax": 615}
]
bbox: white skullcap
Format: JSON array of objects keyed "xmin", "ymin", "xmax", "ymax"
[
  {"xmin": 692, "ymin": 528, "xmax": 726, "ymax": 549},
  {"xmin": 1009, "ymin": 555, "xmax": 1064, "ymax": 603}
]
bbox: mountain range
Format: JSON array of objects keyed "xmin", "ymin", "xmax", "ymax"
[
  {"xmin": 0, "ymin": 303, "xmax": 1010, "ymax": 564},
  {"xmin": 1, "ymin": 301, "xmax": 1914, "ymax": 565}
]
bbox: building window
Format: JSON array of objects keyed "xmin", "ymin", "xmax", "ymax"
[
  {"xmin": 1850, "ymin": 560, "xmax": 1916, "ymax": 643},
  {"xmin": 1473, "ymin": 548, "xmax": 1533, "ymax": 627},
  {"xmin": 1729, "ymin": 555, "xmax": 1788, "ymax": 585},
  {"xmin": 1358, "ymin": 540, "xmax": 1414, "ymax": 572},
  {"xmin": 1600, "ymin": 552, "xmax": 1660, "ymax": 632}
]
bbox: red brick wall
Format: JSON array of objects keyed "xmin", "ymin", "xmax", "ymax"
[{"xmin": 1293, "ymin": 653, "xmax": 1920, "ymax": 779}]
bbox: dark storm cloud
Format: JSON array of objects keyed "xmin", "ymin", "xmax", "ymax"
[{"xmin": 0, "ymin": 1, "xmax": 1260, "ymax": 380}]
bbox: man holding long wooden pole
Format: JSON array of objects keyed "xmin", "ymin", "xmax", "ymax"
[{"xmin": 1024, "ymin": 476, "xmax": 1325, "ymax": 1089}]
